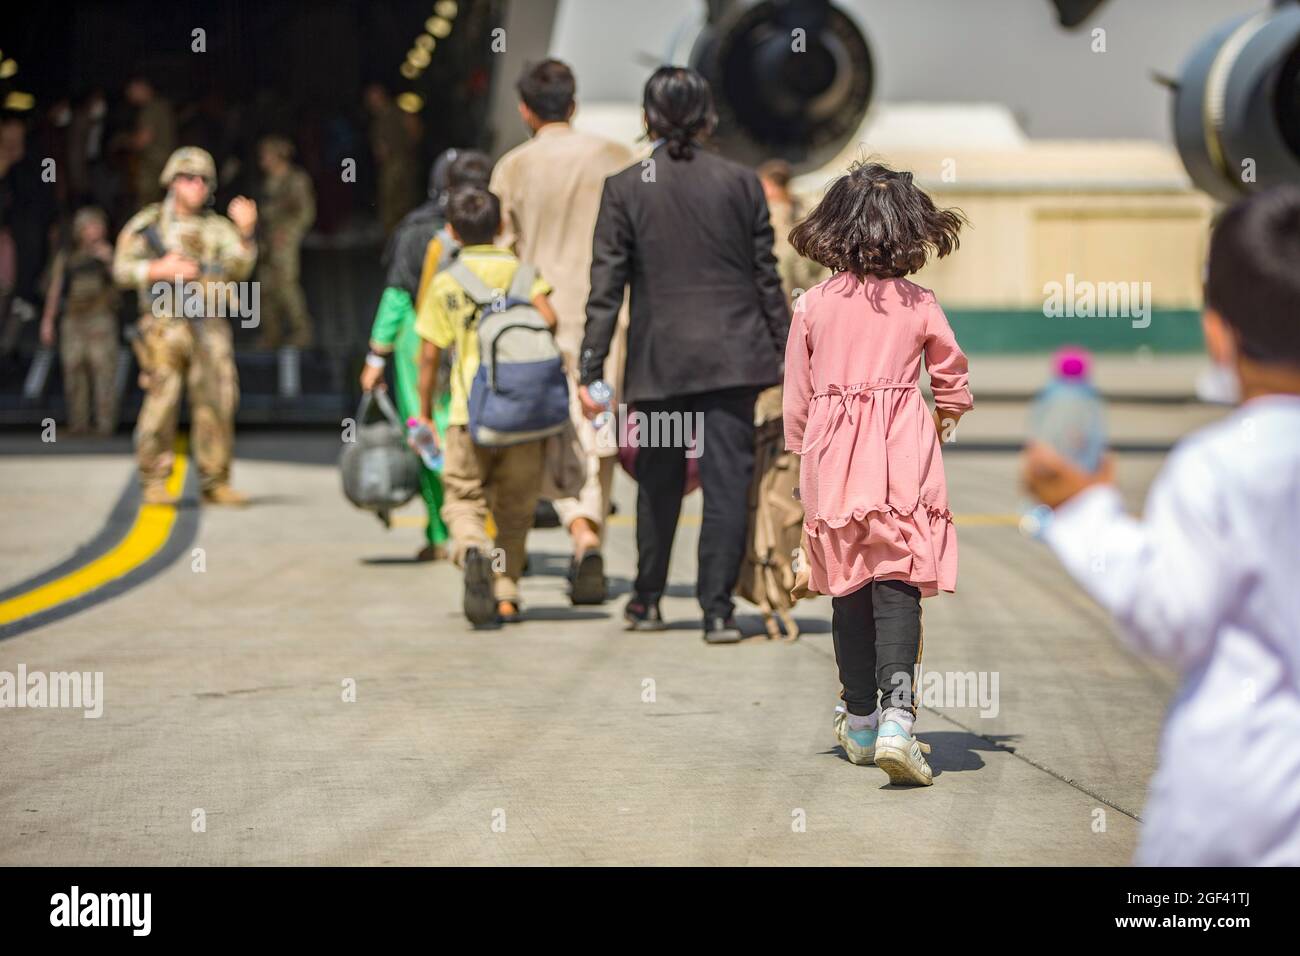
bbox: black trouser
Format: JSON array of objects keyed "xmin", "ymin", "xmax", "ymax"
[
  {"xmin": 832, "ymin": 580, "xmax": 923, "ymax": 717},
  {"xmin": 633, "ymin": 387, "xmax": 757, "ymax": 621}
]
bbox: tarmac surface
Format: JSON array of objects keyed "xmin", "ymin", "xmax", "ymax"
[{"xmin": 0, "ymin": 376, "xmax": 1216, "ymax": 865}]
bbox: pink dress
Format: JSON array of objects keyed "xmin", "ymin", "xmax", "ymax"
[{"xmin": 783, "ymin": 274, "xmax": 973, "ymax": 598}]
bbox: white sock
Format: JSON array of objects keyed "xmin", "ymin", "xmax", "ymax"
[
  {"xmin": 881, "ymin": 706, "xmax": 914, "ymax": 735},
  {"xmin": 846, "ymin": 708, "xmax": 880, "ymax": 731}
]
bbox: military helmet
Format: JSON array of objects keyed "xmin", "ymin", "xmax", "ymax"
[
  {"xmin": 160, "ymin": 146, "xmax": 217, "ymax": 188},
  {"xmin": 71, "ymin": 205, "xmax": 108, "ymax": 234},
  {"xmin": 259, "ymin": 134, "xmax": 294, "ymax": 161}
]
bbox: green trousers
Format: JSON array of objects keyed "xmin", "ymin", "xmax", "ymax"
[{"xmin": 371, "ymin": 287, "xmax": 449, "ymax": 546}]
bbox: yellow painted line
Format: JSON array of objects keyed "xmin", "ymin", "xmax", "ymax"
[
  {"xmin": 953, "ymin": 513, "xmax": 1022, "ymax": 526},
  {"xmin": 0, "ymin": 443, "xmax": 189, "ymax": 626}
]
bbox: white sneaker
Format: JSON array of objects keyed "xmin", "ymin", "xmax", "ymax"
[
  {"xmin": 832, "ymin": 706, "xmax": 877, "ymax": 766},
  {"xmin": 874, "ymin": 716, "xmax": 933, "ymax": 786}
]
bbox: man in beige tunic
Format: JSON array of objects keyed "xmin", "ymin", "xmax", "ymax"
[{"xmin": 490, "ymin": 59, "xmax": 633, "ymax": 605}]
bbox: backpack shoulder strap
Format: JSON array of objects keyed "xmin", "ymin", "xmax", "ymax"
[
  {"xmin": 507, "ymin": 263, "xmax": 536, "ymax": 303},
  {"xmin": 444, "ymin": 259, "xmax": 496, "ymax": 308}
]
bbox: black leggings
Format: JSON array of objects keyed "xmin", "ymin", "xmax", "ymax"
[{"xmin": 832, "ymin": 580, "xmax": 923, "ymax": 717}]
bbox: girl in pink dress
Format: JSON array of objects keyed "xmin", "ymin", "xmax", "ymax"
[{"xmin": 784, "ymin": 162, "xmax": 972, "ymax": 786}]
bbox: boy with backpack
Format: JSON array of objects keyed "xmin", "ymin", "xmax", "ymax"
[
  {"xmin": 414, "ymin": 185, "xmax": 567, "ymax": 627},
  {"xmin": 360, "ymin": 149, "xmax": 493, "ymax": 561}
]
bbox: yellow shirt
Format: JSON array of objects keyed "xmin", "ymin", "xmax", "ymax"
[{"xmin": 414, "ymin": 245, "xmax": 551, "ymax": 426}]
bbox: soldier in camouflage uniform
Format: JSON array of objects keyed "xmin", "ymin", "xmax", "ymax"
[
  {"xmin": 365, "ymin": 84, "xmax": 419, "ymax": 235},
  {"xmin": 112, "ymin": 146, "xmax": 259, "ymax": 506},
  {"xmin": 255, "ymin": 135, "xmax": 315, "ymax": 349},
  {"xmin": 39, "ymin": 206, "xmax": 120, "ymax": 436},
  {"xmin": 124, "ymin": 77, "xmax": 177, "ymax": 209}
]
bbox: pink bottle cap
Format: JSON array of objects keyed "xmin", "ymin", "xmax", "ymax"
[{"xmin": 1053, "ymin": 347, "xmax": 1091, "ymax": 379}]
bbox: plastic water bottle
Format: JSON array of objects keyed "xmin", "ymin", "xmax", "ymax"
[
  {"xmin": 1028, "ymin": 347, "xmax": 1107, "ymax": 474},
  {"xmin": 406, "ymin": 417, "xmax": 443, "ymax": 471},
  {"xmin": 588, "ymin": 379, "xmax": 613, "ymax": 430},
  {"xmin": 1020, "ymin": 348, "xmax": 1106, "ymax": 540}
]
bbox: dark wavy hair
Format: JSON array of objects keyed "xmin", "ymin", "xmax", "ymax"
[
  {"xmin": 642, "ymin": 66, "xmax": 717, "ymax": 161},
  {"xmin": 790, "ymin": 161, "xmax": 966, "ymax": 279}
]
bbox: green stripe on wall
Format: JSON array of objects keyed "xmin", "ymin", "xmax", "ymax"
[{"xmin": 947, "ymin": 309, "xmax": 1203, "ymax": 353}]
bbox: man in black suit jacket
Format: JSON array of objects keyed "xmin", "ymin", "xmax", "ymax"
[{"xmin": 577, "ymin": 67, "xmax": 791, "ymax": 642}]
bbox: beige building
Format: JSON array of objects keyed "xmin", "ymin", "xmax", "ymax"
[{"xmin": 805, "ymin": 104, "xmax": 1215, "ymax": 310}]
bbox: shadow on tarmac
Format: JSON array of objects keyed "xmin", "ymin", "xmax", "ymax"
[{"xmin": 825, "ymin": 729, "xmax": 1024, "ymax": 779}]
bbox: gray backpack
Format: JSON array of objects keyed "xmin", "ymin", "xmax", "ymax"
[
  {"xmin": 339, "ymin": 389, "xmax": 421, "ymax": 526},
  {"xmin": 444, "ymin": 260, "xmax": 570, "ymax": 447}
]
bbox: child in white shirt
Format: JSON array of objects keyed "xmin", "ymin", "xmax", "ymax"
[{"xmin": 1022, "ymin": 186, "xmax": 1300, "ymax": 865}]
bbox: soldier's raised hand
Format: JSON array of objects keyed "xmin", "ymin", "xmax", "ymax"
[{"xmin": 228, "ymin": 196, "xmax": 258, "ymax": 237}]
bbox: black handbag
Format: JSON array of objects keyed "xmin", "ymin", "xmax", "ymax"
[{"xmin": 339, "ymin": 389, "xmax": 421, "ymax": 527}]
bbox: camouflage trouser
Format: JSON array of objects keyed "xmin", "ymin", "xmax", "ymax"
[
  {"xmin": 135, "ymin": 315, "xmax": 238, "ymax": 492},
  {"xmin": 256, "ymin": 250, "xmax": 313, "ymax": 348},
  {"xmin": 60, "ymin": 313, "xmax": 119, "ymax": 435}
]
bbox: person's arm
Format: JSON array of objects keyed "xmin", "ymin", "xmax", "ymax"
[
  {"xmin": 1026, "ymin": 443, "xmax": 1233, "ymax": 670},
  {"xmin": 221, "ymin": 198, "xmax": 259, "ymax": 281},
  {"xmin": 533, "ymin": 292, "xmax": 558, "ymax": 332},
  {"xmin": 40, "ymin": 252, "xmax": 65, "ymax": 347},
  {"xmin": 413, "ymin": 276, "xmax": 455, "ymax": 430},
  {"xmin": 360, "ymin": 287, "xmax": 411, "ymax": 390},
  {"xmin": 294, "ymin": 172, "xmax": 316, "ymax": 235},
  {"xmin": 749, "ymin": 173, "xmax": 792, "ymax": 357},
  {"xmin": 924, "ymin": 295, "xmax": 973, "ymax": 441},
  {"xmin": 112, "ymin": 215, "xmax": 152, "ymax": 289},
  {"xmin": 579, "ymin": 176, "xmax": 631, "ymax": 388},
  {"xmin": 782, "ymin": 302, "xmax": 813, "ymax": 453},
  {"xmin": 488, "ymin": 160, "xmax": 518, "ymax": 254},
  {"xmin": 368, "ymin": 287, "xmax": 409, "ymax": 355},
  {"xmin": 416, "ymin": 339, "xmax": 442, "ymax": 428}
]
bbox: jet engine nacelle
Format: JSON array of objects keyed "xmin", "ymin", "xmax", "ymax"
[
  {"xmin": 687, "ymin": 0, "xmax": 874, "ymax": 171},
  {"xmin": 1173, "ymin": 2, "xmax": 1300, "ymax": 200}
]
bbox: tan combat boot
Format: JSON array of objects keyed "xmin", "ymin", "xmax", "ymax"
[
  {"xmin": 202, "ymin": 484, "xmax": 249, "ymax": 507},
  {"xmin": 141, "ymin": 483, "xmax": 178, "ymax": 506}
]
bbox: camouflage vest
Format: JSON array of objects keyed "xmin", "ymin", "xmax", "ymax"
[
  {"xmin": 62, "ymin": 249, "xmax": 116, "ymax": 320},
  {"xmin": 143, "ymin": 198, "xmax": 245, "ymax": 319}
]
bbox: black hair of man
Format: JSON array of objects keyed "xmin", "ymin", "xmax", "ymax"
[
  {"xmin": 446, "ymin": 185, "xmax": 501, "ymax": 246},
  {"xmin": 516, "ymin": 59, "xmax": 576, "ymax": 123}
]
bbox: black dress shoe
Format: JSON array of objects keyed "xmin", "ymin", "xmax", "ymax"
[
  {"xmin": 568, "ymin": 550, "xmax": 607, "ymax": 605},
  {"xmin": 703, "ymin": 616, "xmax": 744, "ymax": 644},
  {"xmin": 624, "ymin": 596, "xmax": 667, "ymax": 631}
]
